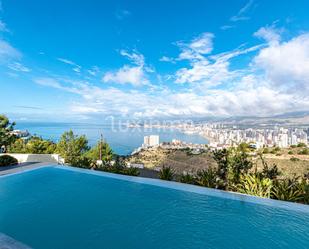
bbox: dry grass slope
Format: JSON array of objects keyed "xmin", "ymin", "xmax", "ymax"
[{"xmin": 129, "ymin": 147, "xmax": 309, "ymax": 177}]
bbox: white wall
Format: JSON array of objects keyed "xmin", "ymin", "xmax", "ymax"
[{"xmin": 3, "ymin": 153, "xmax": 62, "ymax": 164}]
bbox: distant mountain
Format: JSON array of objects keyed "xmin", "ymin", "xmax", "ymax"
[{"xmin": 214, "ymin": 111, "xmax": 309, "ymax": 126}]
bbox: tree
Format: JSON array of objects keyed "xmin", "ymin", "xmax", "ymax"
[
  {"xmin": 85, "ymin": 140, "xmax": 113, "ymax": 163},
  {"xmin": 26, "ymin": 137, "xmax": 57, "ymax": 154},
  {"xmin": 213, "ymin": 149, "xmax": 229, "ymax": 182},
  {"xmin": 56, "ymin": 130, "xmax": 89, "ymax": 164},
  {"xmin": 0, "ymin": 115, "xmax": 16, "ymax": 148},
  {"xmin": 213, "ymin": 147, "xmax": 253, "ymax": 189},
  {"xmin": 8, "ymin": 137, "xmax": 56, "ymax": 154},
  {"xmin": 7, "ymin": 139, "xmax": 27, "ymax": 153},
  {"xmin": 228, "ymin": 147, "xmax": 253, "ymax": 185},
  {"xmin": 256, "ymin": 153, "xmax": 280, "ymax": 180}
]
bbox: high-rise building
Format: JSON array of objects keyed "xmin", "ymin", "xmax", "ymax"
[{"xmin": 143, "ymin": 135, "xmax": 160, "ymax": 147}]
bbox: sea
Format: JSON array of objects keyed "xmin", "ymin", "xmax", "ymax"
[{"xmin": 15, "ymin": 122, "xmax": 208, "ymax": 155}]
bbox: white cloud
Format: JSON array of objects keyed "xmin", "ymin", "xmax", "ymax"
[
  {"xmin": 176, "ymin": 33, "xmax": 215, "ymax": 62},
  {"xmin": 87, "ymin": 70, "xmax": 96, "ymax": 76},
  {"xmin": 254, "ymin": 33, "xmax": 309, "ymax": 94},
  {"xmin": 57, "ymin": 58, "xmax": 77, "ymax": 66},
  {"xmin": 119, "ymin": 49, "xmax": 145, "ymax": 66},
  {"xmin": 34, "ymin": 77, "xmax": 63, "ymax": 88},
  {"xmin": 0, "ymin": 39, "xmax": 21, "ymax": 63},
  {"xmin": 8, "ymin": 62, "xmax": 30, "ymax": 72},
  {"xmin": 230, "ymin": 0, "xmax": 254, "ymax": 22},
  {"xmin": 115, "ymin": 9, "xmax": 131, "ymax": 20},
  {"xmin": 57, "ymin": 57, "xmax": 81, "ymax": 73},
  {"xmin": 161, "ymin": 30, "xmax": 309, "ymax": 117},
  {"xmin": 33, "ymin": 70, "xmax": 309, "ymax": 119},
  {"xmin": 254, "ymin": 26, "xmax": 283, "ymax": 45},
  {"xmin": 173, "ymin": 33, "xmax": 261, "ymax": 88},
  {"xmin": 220, "ymin": 25, "xmax": 234, "ymax": 30},
  {"xmin": 73, "ymin": 67, "xmax": 81, "ymax": 73},
  {"xmin": 0, "ymin": 20, "xmax": 8, "ymax": 32},
  {"xmin": 220, "ymin": 1, "xmax": 255, "ymax": 32},
  {"xmin": 34, "ymin": 77, "xmax": 83, "ymax": 95},
  {"xmin": 102, "ymin": 50, "xmax": 150, "ymax": 86},
  {"xmin": 189, "ymin": 33, "xmax": 214, "ymax": 54},
  {"xmin": 175, "ymin": 60, "xmax": 232, "ymax": 87},
  {"xmin": 159, "ymin": 56, "xmax": 175, "ymax": 63},
  {"xmin": 31, "ymin": 29, "xmax": 309, "ymax": 119},
  {"xmin": 87, "ymin": 66, "xmax": 100, "ymax": 76},
  {"xmin": 103, "ymin": 66, "xmax": 148, "ymax": 86}
]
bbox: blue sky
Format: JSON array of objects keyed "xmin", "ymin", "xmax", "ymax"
[{"xmin": 1, "ymin": 0, "xmax": 309, "ymax": 122}]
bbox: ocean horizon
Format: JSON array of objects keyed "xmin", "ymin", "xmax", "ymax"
[{"xmin": 15, "ymin": 121, "xmax": 208, "ymax": 155}]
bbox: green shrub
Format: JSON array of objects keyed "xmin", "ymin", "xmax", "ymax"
[
  {"xmin": 196, "ymin": 168, "xmax": 217, "ymax": 188},
  {"xmin": 273, "ymin": 147, "xmax": 281, "ymax": 152},
  {"xmin": 7, "ymin": 137, "xmax": 56, "ymax": 154},
  {"xmin": 122, "ymin": 167, "xmax": 140, "ymax": 176},
  {"xmin": 259, "ymin": 155, "xmax": 280, "ymax": 180},
  {"xmin": 70, "ymin": 156, "xmax": 93, "ymax": 169},
  {"xmin": 26, "ymin": 137, "xmax": 56, "ymax": 154},
  {"xmin": 290, "ymin": 157, "xmax": 300, "ymax": 162},
  {"xmin": 7, "ymin": 139, "xmax": 27, "ymax": 153},
  {"xmin": 236, "ymin": 174, "xmax": 272, "ymax": 198},
  {"xmin": 288, "ymin": 150, "xmax": 294, "ymax": 155},
  {"xmin": 84, "ymin": 141, "xmax": 113, "ymax": 163},
  {"xmin": 298, "ymin": 179, "xmax": 309, "ymax": 204},
  {"xmin": 0, "ymin": 155, "xmax": 18, "ymax": 167},
  {"xmin": 297, "ymin": 143, "xmax": 307, "ymax": 148},
  {"xmin": 298, "ymin": 148, "xmax": 309, "ymax": 155},
  {"xmin": 159, "ymin": 166, "xmax": 174, "ymax": 181},
  {"xmin": 97, "ymin": 164, "xmax": 121, "ymax": 174},
  {"xmin": 179, "ymin": 173, "xmax": 196, "ymax": 184},
  {"xmin": 272, "ymin": 178, "xmax": 303, "ymax": 203},
  {"xmin": 96, "ymin": 164, "xmax": 140, "ymax": 176}
]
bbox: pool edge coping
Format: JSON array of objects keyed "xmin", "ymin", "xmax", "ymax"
[{"xmin": 1, "ymin": 164, "xmax": 309, "ymax": 214}]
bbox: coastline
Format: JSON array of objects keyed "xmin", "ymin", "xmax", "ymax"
[{"xmin": 15, "ymin": 122, "xmax": 209, "ymax": 155}]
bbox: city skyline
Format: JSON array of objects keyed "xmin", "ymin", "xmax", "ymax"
[{"xmin": 1, "ymin": 0, "xmax": 309, "ymax": 121}]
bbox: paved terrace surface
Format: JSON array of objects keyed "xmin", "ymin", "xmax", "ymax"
[{"xmin": 0, "ymin": 162, "xmax": 53, "ymax": 176}]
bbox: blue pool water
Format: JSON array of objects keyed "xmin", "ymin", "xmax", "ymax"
[{"xmin": 0, "ymin": 167, "xmax": 309, "ymax": 249}]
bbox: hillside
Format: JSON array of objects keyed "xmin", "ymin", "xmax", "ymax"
[
  {"xmin": 128, "ymin": 147, "xmax": 309, "ymax": 177},
  {"xmin": 127, "ymin": 148, "xmax": 217, "ymax": 174}
]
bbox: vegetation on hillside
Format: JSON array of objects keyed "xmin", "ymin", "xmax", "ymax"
[
  {"xmin": 84, "ymin": 140, "xmax": 113, "ymax": 163},
  {"xmin": 8, "ymin": 137, "xmax": 57, "ymax": 154}
]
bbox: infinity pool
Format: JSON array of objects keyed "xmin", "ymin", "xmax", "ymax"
[{"xmin": 0, "ymin": 166, "xmax": 309, "ymax": 249}]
